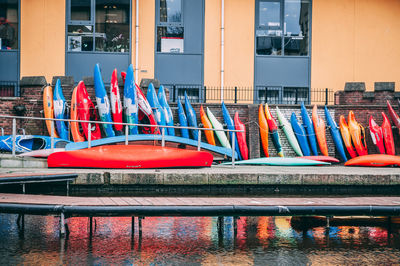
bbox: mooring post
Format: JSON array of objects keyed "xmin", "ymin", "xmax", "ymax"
[
  {"xmin": 22, "ymin": 183, "xmax": 25, "ymax": 194},
  {"xmin": 66, "ymin": 181, "xmax": 69, "ymax": 196},
  {"xmin": 88, "ymin": 122, "xmax": 92, "ymax": 148},
  {"xmin": 60, "ymin": 213, "xmax": 66, "ymax": 236},
  {"xmin": 161, "ymin": 128, "xmax": 165, "ymax": 147},
  {"xmin": 197, "ymin": 129, "xmax": 201, "ymax": 151},
  {"xmin": 12, "ymin": 118, "xmax": 16, "ymax": 157}
]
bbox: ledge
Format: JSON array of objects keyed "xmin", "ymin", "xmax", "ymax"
[
  {"xmin": 19, "ymin": 76, "xmax": 47, "ymax": 87},
  {"xmin": 52, "ymin": 76, "xmax": 74, "ymax": 87},
  {"xmin": 374, "ymin": 82, "xmax": 395, "ymax": 92},
  {"xmin": 344, "ymin": 82, "xmax": 366, "ymax": 92}
]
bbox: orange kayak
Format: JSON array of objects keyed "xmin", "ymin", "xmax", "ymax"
[
  {"xmin": 348, "ymin": 111, "xmax": 368, "ymax": 156},
  {"xmin": 70, "ymin": 86, "xmax": 86, "ymax": 142},
  {"xmin": 42, "ymin": 86, "xmax": 59, "ymax": 138},
  {"xmin": 199, "ymin": 105, "xmax": 216, "ymax": 146},
  {"xmin": 345, "ymin": 154, "xmax": 400, "ymax": 167},
  {"xmin": 312, "ymin": 105, "xmax": 328, "ymax": 156},
  {"xmin": 258, "ymin": 104, "xmax": 269, "ymax": 157},
  {"xmin": 339, "ymin": 115, "xmax": 357, "ymax": 158},
  {"xmin": 382, "ymin": 112, "xmax": 395, "ymax": 155}
]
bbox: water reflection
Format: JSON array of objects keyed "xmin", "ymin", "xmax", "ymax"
[{"xmin": 1, "ymin": 214, "xmax": 400, "ymax": 265}]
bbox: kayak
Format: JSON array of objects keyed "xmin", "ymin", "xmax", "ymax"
[
  {"xmin": 276, "ymin": 106, "xmax": 303, "ymax": 156},
  {"xmin": 348, "ymin": 111, "xmax": 368, "ymax": 156},
  {"xmin": 206, "ymin": 107, "xmax": 231, "ymax": 149},
  {"xmin": 264, "ymin": 104, "xmax": 283, "ymax": 157},
  {"xmin": 301, "ymin": 102, "xmax": 318, "ymax": 156},
  {"xmin": 184, "ymin": 92, "xmax": 199, "ymax": 141},
  {"xmin": 19, "ymin": 148, "xmax": 64, "ymax": 158},
  {"xmin": 369, "ymin": 116, "xmax": 385, "ymax": 154},
  {"xmin": 70, "ymin": 86, "xmax": 86, "ymax": 142},
  {"xmin": 158, "ymin": 85, "xmax": 175, "ymax": 136},
  {"xmin": 53, "ymin": 79, "xmax": 69, "ymax": 140},
  {"xmin": 42, "ymin": 85, "xmax": 59, "ymax": 138},
  {"xmin": 136, "ymin": 84, "xmax": 159, "ymax": 134},
  {"xmin": 300, "ymin": 155, "xmax": 339, "ymax": 163},
  {"xmin": 258, "ymin": 104, "xmax": 269, "ymax": 157},
  {"xmin": 0, "ymin": 135, "xmax": 70, "ymax": 153},
  {"xmin": 234, "ymin": 111, "xmax": 248, "ymax": 160},
  {"xmin": 339, "ymin": 115, "xmax": 357, "ymax": 158},
  {"xmin": 324, "ymin": 106, "xmax": 347, "ymax": 162},
  {"xmin": 177, "ymin": 97, "xmax": 189, "ymax": 138},
  {"xmin": 221, "ymin": 157, "xmax": 330, "ymax": 166},
  {"xmin": 382, "ymin": 112, "xmax": 395, "ymax": 155},
  {"xmin": 76, "ymin": 81, "xmax": 102, "ymax": 140},
  {"xmin": 290, "ymin": 112, "xmax": 310, "ymax": 156},
  {"xmin": 123, "ymin": 64, "xmax": 139, "ymax": 135},
  {"xmin": 344, "ymin": 154, "xmax": 400, "ymax": 167},
  {"xmin": 387, "ymin": 100, "xmax": 400, "ymax": 135},
  {"xmin": 147, "ymin": 83, "xmax": 167, "ymax": 134},
  {"xmin": 110, "ymin": 68, "xmax": 123, "ymax": 134},
  {"xmin": 48, "ymin": 145, "xmax": 213, "ymax": 169},
  {"xmin": 312, "ymin": 105, "xmax": 328, "ymax": 156},
  {"xmin": 94, "ymin": 64, "xmax": 115, "ymax": 137},
  {"xmin": 200, "ymin": 105, "xmax": 216, "ymax": 145},
  {"xmin": 221, "ymin": 102, "xmax": 242, "ymax": 160}
]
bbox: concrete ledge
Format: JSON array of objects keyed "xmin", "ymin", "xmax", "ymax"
[
  {"xmin": 374, "ymin": 82, "xmax": 395, "ymax": 92},
  {"xmin": 344, "ymin": 82, "xmax": 366, "ymax": 92},
  {"xmin": 52, "ymin": 76, "xmax": 74, "ymax": 87},
  {"xmin": 1, "ymin": 156, "xmax": 47, "ymax": 168},
  {"xmin": 19, "ymin": 76, "xmax": 47, "ymax": 87}
]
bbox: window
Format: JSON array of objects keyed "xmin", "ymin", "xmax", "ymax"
[
  {"xmin": 256, "ymin": 0, "xmax": 309, "ymax": 56},
  {"xmin": 257, "ymin": 86, "xmax": 309, "ymax": 104},
  {"xmin": 0, "ymin": 0, "xmax": 18, "ymax": 50},
  {"xmin": 67, "ymin": 0, "xmax": 130, "ymax": 53},
  {"xmin": 157, "ymin": 0, "xmax": 184, "ymax": 53}
]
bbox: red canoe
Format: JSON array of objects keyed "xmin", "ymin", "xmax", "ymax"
[
  {"xmin": 47, "ymin": 145, "xmax": 213, "ymax": 169},
  {"xmin": 300, "ymin": 155, "xmax": 339, "ymax": 163},
  {"xmin": 387, "ymin": 100, "xmax": 400, "ymax": 135},
  {"xmin": 234, "ymin": 111, "xmax": 249, "ymax": 160},
  {"xmin": 344, "ymin": 154, "xmax": 400, "ymax": 167}
]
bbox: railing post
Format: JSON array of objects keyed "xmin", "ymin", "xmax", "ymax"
[
  {"xmin": 12, "ymin": 118, "xmax": 16, "ymax": 157},
  {"xmin": 204, "ymin": 86, "xmax": 207, "ymax": 103},
  {"xmin": 173, "ymin": 85, "xmax": 176, "ymax": 102},
  {"xmin": 88, "ymin": 122, "xmax": 92, "ymax": 148},
  {"xmin": 125, "ymin": 123, "xmax": 129, "ymax": 145},
  {"xmin": 264, "ymin": 87, "xmax": 268, "ymax": 104},
  {"xmin": 50, "ymin": 120, "xmax": 55, "ymax": 151},
  {"xmin": 197, "ymin": 129, "xmax": 201, "ymax": 151},
  {"xmin": 231, "ymin": 130, "xmax": 236, "ymax": 167},
  {"xmin": 295, "ymin": 87, "xmax": 298, "ymax": 104},
  {"xmin": 234, "ymin": 86, "xmax": 237, "ymax": 104},
  {"xmin": 325, "ymin": 88, "xmax": 328, "ymax": 105},
  {"xmin": 161, "ymin": 127, "xmax": 165, "ymax": 147}
]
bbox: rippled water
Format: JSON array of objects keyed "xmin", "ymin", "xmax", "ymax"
[{"xmin": 1, "ymin": 214, "xmax": 400, "ymax": 265}]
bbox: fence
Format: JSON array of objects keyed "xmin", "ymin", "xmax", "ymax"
[{"xmin": 0, "ymin": 81, "xmax": 19, "ymax": 97}]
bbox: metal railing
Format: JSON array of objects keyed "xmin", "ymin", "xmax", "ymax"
[{"xmin": 0, "ymin": 115, "xmax": 243, "ymax": 167}]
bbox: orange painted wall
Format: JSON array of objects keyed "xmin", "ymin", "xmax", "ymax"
[
  {"xmin": 312, "ymin": 0, "xmax": 400, "ymax": 91},
  {"xmin": 20, "ymin": 0, "xmax": 65, "ymax": 83}
]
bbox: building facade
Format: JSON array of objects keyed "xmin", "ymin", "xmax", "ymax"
[{"xmin": 1, "ymin": 0, "xmax": 400, "ymax": 103}]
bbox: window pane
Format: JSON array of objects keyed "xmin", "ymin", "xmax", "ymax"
[
  {"xmin": 71, "ymin": 0, "xmax": 91, "ymax": 21},
  {"xmin": 68, "ymin": 25, "xmax": 93, "ymax": 51},
  {"xmin": 95, "ymin": 0, "xmax": 130, "ymax": 52},
  {"xmin": 284, "ymin": 0, "xmax": 309, "ymax": 56},
  {"xmin": 157, "ymin": 26, "xmax": 184, "ymax": 53},
  {"xmin": 258, "ymin": 87, "xmax": 280, "ymax": 104},
  {"xmin": 283, "ymin": 87, "xmax": 308, "ymax": 104},
  {"xmin": 0, "ymin": 0, "xmax": 18, "ymax": 50},
  {"xmin": 160, "ymin": 0, "xmax": 182, "ymax": 23},
  {"xmin": 259, "ymin": 1, "xmax": 280, "ymax": 28},
  {"xmin": 257, "ymin": 1, "xmax": 282, "ymax": 55}
]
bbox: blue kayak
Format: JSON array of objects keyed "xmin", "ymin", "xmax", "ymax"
[
  {"xmin": 184, "ymin": 91, "xmax": 199, "ymax": 141},
  {"xmin": 221, "ymin": 101, "xmax": 242, "ymax": 160},
  {"xmin": 177, "ymin": 97, "xmax": 189, "ymax": 139},
  {"xmin": 147, "ymin": 83, "xmax": 167, "ymax": 133},
  {"xmin": 0, "ymin": 135, "xmax": 70, "ymax": 153},
  {"xmin": 324, "ymin": 106, "xmax": 347, "ymax": 162},
  {"xmin": 290, "ymin": 112, "xmax": 311, "ymax": 156},
  {"xmin": 53, "ymin": 79, "xmax": 69, "ymax": 140},
  {"xmin": 123, "ymin": 64, "xmax": 138, "ymax": 135},
  {"xmin": 94, "ymin": 64, "xmax": 115, "ymax": 137},
  {"xmin": 158, "ymin": 85, "xmax": 174, "ymax": 136},
  {"xmin": 300, "ymin": 102, "xmax": 318, "ymax": 156}
]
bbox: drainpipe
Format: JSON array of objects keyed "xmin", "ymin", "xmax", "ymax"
[
  {"xmin": 220, "ymin": 0, "xmax": 224, "ymax": 102},
  {"xmin": 135, "ymin": 0, "xmax": 139, "ymax": 82}
]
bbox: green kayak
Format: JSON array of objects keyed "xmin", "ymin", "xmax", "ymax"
[
  {"xmin": 275, "ymin": 106, "xmax": 303, "ymax": 156},
  {"xmin": 206, "ymin": 107, "xmax": 231, "ymax": 149}
]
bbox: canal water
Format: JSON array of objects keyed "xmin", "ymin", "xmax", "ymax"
[{"xmin": 1, "ymin": 214, "xmax": 400, "ymax": 265}]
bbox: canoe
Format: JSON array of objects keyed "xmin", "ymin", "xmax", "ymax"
[
  {"xmin": 369, "ymin": 116, "xmax": 385, "ymax": 154},
  {"xmin": 177, "ymin": 98, "xmax": 189, "ymax": 138},
  {"xmin": 184, "ymin": 92, "xmax": 199, "ymax": 141},
  {"xmin": 324, "ymin": 106, "xmax": 347, "ymax": 162},
  {"xmin": 234, "ymin": 111, "xmax": 248, "ymax": 160},
  {"xmin": 110, "ymin": 69, "xmax": 123, "ymax": 134},
  {"xmin": 0, "ymin": 135, "xmax": 70, "ymax": 153},
  {"xmin": 312, "ymin": 105, "xmax": 328, "ymax": 156},
  {"xmin": 300, "ymin": 155, "xmax": 339, "ymax": 163},
  {"xmin": 123, "ymin": 64, "xmax": 139, "ymax": 135},
  {"xmin": 158, "ymin": 85, "xmax": 175, "ymax": 136},
  {"xmin": 387, "ymin": 100, "xmax": 400, "ymax": 135},
  {"xmin": 42, "ymin": 85, "xmax": 59, "ymax": 138},
  {"xmin": 206, "ymin": 107, "xmax": 231, "ymax": 149},
  {"xmin": 290, "ymin": 112, "xmax": 310, "ymax": 156},
  {"xmin": 199, "ymin": 105, "xmax": 216, "ymax": 145},
  {"xmin": 258, "ymin": 104, "xmax": 269, "ymax": 157},
  {"xmin": 348, "ymin": 111, "xmax": 368, "ymax": 156},
  {"xmin": 276, "ymin": 107, "xmax": 303, "ymax": 156},
  {"xmin": 94, "ymin": 64, "xmax": 115, "ymax": 137},
  {"xmin": 147, "ymin": 83, "xmax": 167, "ymax": 134},
  {"xmin": 64, "ymin": 134, "xmax": 238, "ymax": 159},
  {"xmin": 264, "ymin": 104, "xmax": 283, "ymax": 157},
  {"xmin": 221, "ymin": 102, "xmax": 242, "ymax": 160},
  {"xmin": 301, "ymin": 102, "xmax": 318, "ymax": 156},
  {"xmin": 382, "ymin": 112, "xmax": 395, "ymax": 155},
  {"xmin": 70, "ymin": 86, "xmax": 85, "ymax": 142},
  {"xmin": 76, "ymin": 81, "xmax": 102, "ymax": 140},
  {"xmin": 344, "ymin": 154, "xmax": 400, "ymax": 167},
  {"xmin": 18, "ymin": 148, "xmax": 64, "ymax": 158},
  {"xmin": 48, "ymin": 145, "xmax": 213, "ymax": 169},
  {"xmin": 53, "ymin": 79, "xmax": 69, "ymax": 140},
  {"xmin": 136, "ymin": 84, "xmax": 159, "ymax": 134},
  {"xmin": 339, "ymin": 115, "xmax": 357, "ymax": 158},
  {"xmin": 221, "ymin": 157, "xmax": 330, "ymax": 166}
]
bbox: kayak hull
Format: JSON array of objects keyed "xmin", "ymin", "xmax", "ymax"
[
  {"xmin": 43, "ymin": 85, "xmax": 59, "ymax": 138},
  {"xmin": 344, "ymin": 154, "xmax": 400, "ymax": 167},
  {"xmin": 312, "ymin": 105, "xmax": 328, "ymax": 156},
  {"xmin": 258, "ymin": 104, "xmax": 269, "ymax": 157},
  {"xmin": 276, "ymin": 107, "xmax": 303, "ymax": 156},
  {"xmin": 234, "ymin": 111, "xmax": 248, "ymax": 160},
  {"xmin": 221, "ymin": 157, "xmax": 330, "ymax": 166},
  {"xmin": 301, "ymin": 102, "xmax": 318, "ymax": 156},
  {"xmin": 207, "ymin": 107, "xmax": 231, "ymax": 149},
  {"xmin": 324, "ymin": 106, "xmax": 347, "ymax": 161}
]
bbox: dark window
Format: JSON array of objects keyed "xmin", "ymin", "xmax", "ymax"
[
  {"xmin": 70, "ymin": 0, "xmax": 91, "ymax": 21},
  {"xmin": 0, "ymin": 0, "xmax": 18, "ymax": 50},
  {"xmin": 157, "ymin": 0, "xmax": 184, "ymax": 53}
]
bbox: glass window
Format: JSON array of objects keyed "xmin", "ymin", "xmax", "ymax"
[
  {"xmin": 157, "ymin": 26, "xmax": 184, "ymax": 53},
  {"xmin": 0, "ymin": 0, "xmax": 18, "ymax": 50},
  {"xmin": 68, "ymin": 25, "xmax": 93, "ymax": 51},
  {"xmin": 259, "ymin": 2, "xmax": 280, "ymax": 28},
  {"xmin": 70, "ymin": 0, "xmax": 91, "ymax": 21},
  {"xmin": 283, "ymin": 87, "xmax": 309, "ymax": 104},
  {"xmin": 256, "ymin": 1, "xmax": 282, "ymax": 55},
  {"xmin": 160, "ymin": 0, "xmax": 182, "ymax": 23},
  {"xmin": 284, "ymin": 0, "xmax": 309, "ymax": 55}
]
